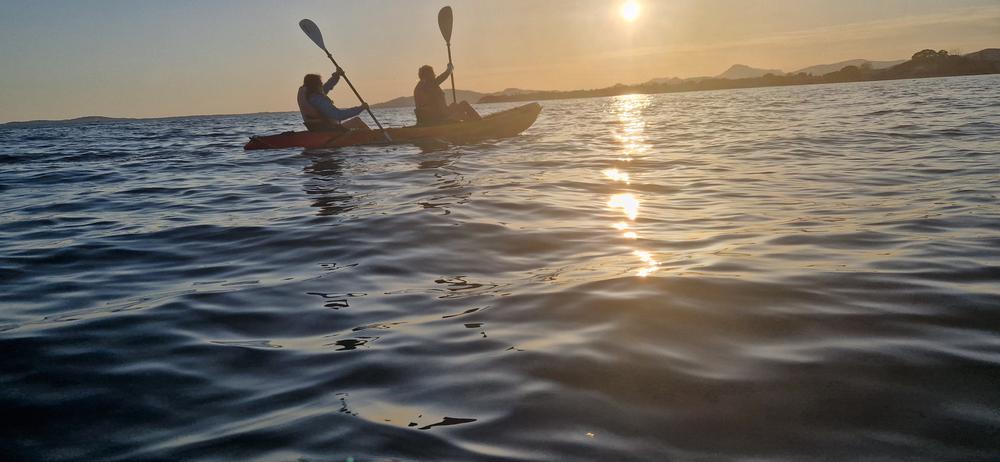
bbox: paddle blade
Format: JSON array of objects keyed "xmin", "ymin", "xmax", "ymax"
[
  {"xmin": 299, "ymin": 19, "xmax": 327, "ymax": 51},
  {"xmin": 438, "ymin": 6, "xmax": 453, "ymax": 43}
]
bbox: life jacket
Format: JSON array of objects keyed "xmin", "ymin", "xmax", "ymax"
[{"xmin": 297, "ymin": 86, "xmax": 326, "ymax": 125}]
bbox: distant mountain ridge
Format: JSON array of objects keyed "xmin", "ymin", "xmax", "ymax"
[
  {"xmin": 2, "ymin": 116, "xmax": 136, "ymax": 128},
  {"xmin": 478, "ymin": 47, "xmax": 1000, "ymax": 104},
  {"xmin": 964, "ymin": 48, "xmax": 1000, "ymax": 62},
  {"xmin": 645, "ymin": 58, "xmax": 907, "ymax": 85},
  {"xmin": 1, "ymin": 112, "xmax": 290, "ymax": 128},
  {"xmin": 793, "ymin": 59, "xmax": 905, "ymax": 76},
  {"xmin": 717, "ymin": 64, "xmax": 784, "ymax": 79},
  {"xmin": 491, "ymin": 88, "xmax": 543, "ymax": 97}
]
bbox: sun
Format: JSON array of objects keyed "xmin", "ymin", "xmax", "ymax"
[{"xmin": 620, "ymin": 1, "xmax": 640, "ymax": 22}]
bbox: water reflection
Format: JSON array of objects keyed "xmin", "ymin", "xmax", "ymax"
[
  {"xmin": 303, "ymin": 155, "xmax": 357, "ymax": 217},
  {"xmin": 608, "ymin": 193, "xmax": 639, "ymax": 221},
  {"xmin": 606, "ymin": 95, "xmax": 660, "ymax": 276},
  {"xmin": 602, "ymin": 168, "xmax": 630, "ymax": 183},
  {"xmin": 412, "ymin": 138, "xmax": 452, "ymax": 154},
  {"xmin": 417, "ymin": 150, "xmax": 462, "ymax": 170},
  {"xmin": 417, "ymin": 157, "xmax": 470, "ymax": 215},
  {"xmin": 613, "ymin": 95, "xmax": 650, "ymax": 162},
  {"xmin": 633, "ymin": 250, "xmax": 659, "ymax": 277}
]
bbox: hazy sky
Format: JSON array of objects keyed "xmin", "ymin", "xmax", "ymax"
[{"xmin": 1, "ymin": 0, "xmax": 997, "ymax": 122}]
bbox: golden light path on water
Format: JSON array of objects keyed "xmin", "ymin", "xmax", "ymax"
[
  {"xmin": 607, "ymin": 94, "xmax": 659, "ymax": 277},
  {"xmin": 602, "ymin": 168, "xmax": 630, "ymax": 183},
  {"xmin": 607, "ymin": 193, "xmax": 639, "ymax": 221}
]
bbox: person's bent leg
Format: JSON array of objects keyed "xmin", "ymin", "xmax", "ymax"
[
  {"xmin": 458, "ymin": 101, "xmax": 481, "ymax": 120},
  {"xmin": 446, "ymin": 102, "xmax": 479, "ymax": 122},
  {"xmin": 445, "ymin": 104, "xmax": 466, "ymax": 122},
  {"xmin": 342, "ymin": 117, "xmax": 370, "ymax": 131}
]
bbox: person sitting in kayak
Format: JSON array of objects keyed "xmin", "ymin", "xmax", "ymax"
[
  {"xmin": 413, "ymin": 64, "xmax": 481, "ymax": 125},
  {"xmin": 298, "ymin": 67, "xmax": 368, "ymax": 132}
]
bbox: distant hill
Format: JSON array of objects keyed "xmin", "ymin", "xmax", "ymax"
[
  {"xmin": 489, "ymin": 88, "xmax": 544, "ymax": 97},
  {"xmin": 373, "ymin": 89, "xmax": 486, "ymax": 108},
  {"xmin": 479, "ymin": 47, "xmax": 999, "ymax": 104},
  {"xmin": 1, "ymin": 112, "xmax": 294, "ymax": 129},
  {"xmin": 964, "ymin": 48, "xmax": 1000, "ymax": 63},
  {"xmin": 643, "ymin": 76, "xmax": 715, "ymax": 87},
  {"xmin": 880, "ymin": 48, "xmax": 1000, "ymax": 78},
  {"xmin": 717, "ymin": 64, "xmax": 784, "ymax": 79},
  {"xmin": 2, "ymin": 115, "xmax": 136, "ymax": 128},
  {"xmin": 793, "ymin": 59, "xmax": 904, "ymax": 76},
  {"xmin": 643, "ymin": 77, "xmax": 683, "ymax": 86}
]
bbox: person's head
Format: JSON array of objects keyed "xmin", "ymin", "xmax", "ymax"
[
  {"xmin": 303, "ymin": 74, "xmax": 323, "ymax": 94},
  {"xmin": 418, "ymin": 65, "xmax": 435, "ymax": 81}
]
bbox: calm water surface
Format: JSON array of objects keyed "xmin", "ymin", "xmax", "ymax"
[{"xmin": 2, "ymin": 75, "xmax": 999, "ymax": 461}]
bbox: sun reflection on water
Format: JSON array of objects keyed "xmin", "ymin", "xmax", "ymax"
[
  {"xmin": 603, "ymin": 168, "xmax": 630, "ymax": 183},
  {"xmin": 605, "ymin": 94, "xmax": 661, "ymax": 277},
  {"xmin": 633, "ymin": 250, "xmax": 659, "ymax": 277},
  {"xmin": 613, "ymin": 95, "xmax": 650, "ymax": 162},
  {"xmin": 608, "ymin": 193, "xmax": 639, "ymax": 221}
]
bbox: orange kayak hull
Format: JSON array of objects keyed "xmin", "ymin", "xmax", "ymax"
[{"xmin": 245, "ymin": 103, "xmax": 542, "ymax": 150}]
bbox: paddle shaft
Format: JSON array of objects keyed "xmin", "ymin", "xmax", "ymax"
[
  {"xmin": 323, "ymin": 51, "xmax": 392, "ymax": 142},
  {"xmin": 446, "ymin": 43, "xmax": 457, "ymax": 104}
]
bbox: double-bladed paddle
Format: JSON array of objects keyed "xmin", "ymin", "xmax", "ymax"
[
  {"xmin": 299, "ymin": 19, "xmax": 391, "ymax": 142},
  {"xmin": 438, "ymin": 6, "xmax": 457, "ymax": 105}
]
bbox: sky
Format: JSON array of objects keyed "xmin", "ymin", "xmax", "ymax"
[{"xmin": 1, "ymin": 0, "xmax": 997, "ymax": 122}]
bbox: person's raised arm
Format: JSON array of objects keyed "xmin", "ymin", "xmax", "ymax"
[
  {"xmin": 435, "ymin": 63, "xmax": 454, "ymax": 85},
  {"xmin": 323, "ymin": 67, "xmax": 345, "ymax": 93}
]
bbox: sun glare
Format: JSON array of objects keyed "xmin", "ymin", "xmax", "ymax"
[
  {"xmin": 620, "ymin": 1, "xmax": 640, "ymax": 22},
  {"xmin": 608, "ymin": 193, "xmax": 639, "ymax": 221}
]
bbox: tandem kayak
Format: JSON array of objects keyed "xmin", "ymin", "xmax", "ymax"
[{"xmin": 244, "ymin": 102, "xmax": 542, "ymax": 150}]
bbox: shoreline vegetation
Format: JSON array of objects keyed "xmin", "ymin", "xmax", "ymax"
[
  {"xmin": 478, "ymin": 48, "xmax": 1000, "ymax": 104},
  {"xmin": 3, "ymin": 48, "xmax": 996, "ymax": 128}
]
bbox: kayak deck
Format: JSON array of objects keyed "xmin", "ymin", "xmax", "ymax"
[{"xmin": 245, "ymin": 102, "xmax": 541, "ymax": 150}]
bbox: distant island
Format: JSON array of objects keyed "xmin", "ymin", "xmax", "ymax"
[
  {"xmin": 708, "ymin": 59, "xmax": 905, "ymax": 80},
  {"xmin": 1, "ymin": 116, "xmax": 138, "ymax": 128},
  {"xmin": 478, "ymin": 48, "xmax": 999, "ymax": 104},
  {"xmin": 1, "ymin": 112, "xmax": 289, "ymax": 129},
  {"xmin": 791, "ymin": 58, "xmax": 905, "ymax": 77}
]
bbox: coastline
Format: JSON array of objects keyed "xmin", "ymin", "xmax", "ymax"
[{"xmin": 479, "ymin": 56, "xmax": 999, "ymax": 104}]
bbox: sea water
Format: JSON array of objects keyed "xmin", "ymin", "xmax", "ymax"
[{"xmin": 1, "ymin": 75, "xmax": 998, "ymax": 461}]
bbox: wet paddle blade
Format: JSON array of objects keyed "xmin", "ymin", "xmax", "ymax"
[
  {"xmin": 438, "ymin": 6, "xmax": 453, "ymax": 43},
  {"xmin": 299, "ymin": 19, "xmax": 327, "ymax": 52}
]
